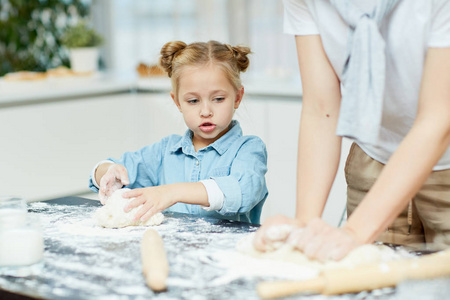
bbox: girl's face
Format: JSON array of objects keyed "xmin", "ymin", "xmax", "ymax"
[{"xmin": 171, "ymin": 64, "xmax": 243, "ymax": 151}]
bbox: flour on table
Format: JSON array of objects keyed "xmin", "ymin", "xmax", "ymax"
[
  {"xmin": 210, "ymin": 250, "xmax": 320, "ymax": 286},
  {"xmin": 94, "ymin": 188, "xmax": 164, "ymax": 228},
  {"xmin": 237, "ymin": 229, "xmax": 403, "ymax": 271}
]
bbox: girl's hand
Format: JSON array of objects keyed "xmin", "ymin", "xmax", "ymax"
[
  {"xmin": 288, "ymin": 218, "xmax": 361, "ymax": 262},
  {"xmin": 122, "ymin": 186, "xmax": 175, "ymax": 222},
  {"xmin": 98, "ymin": 164, "xmax": 129, "ymax": 204},
  {"xmin": 253, "ymin": 215, "xmax": 303, "ymax": 252}
]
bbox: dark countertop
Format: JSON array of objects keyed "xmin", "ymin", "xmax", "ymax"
[
  {"xmin": 0, "ymin": 197, "xmax": 261, "ymax": 300},
  {"xmin": 0, "ymin": 197, "xmax": 449, "ymax": 300}
]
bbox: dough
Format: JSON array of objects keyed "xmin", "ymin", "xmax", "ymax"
[
  {"xmin": 94, "ymin": 188, "xmax": 164, "ymax": 228},
  {"xmin": 237, "ymin": 230, "xmax": 401, "ymax": 270}
]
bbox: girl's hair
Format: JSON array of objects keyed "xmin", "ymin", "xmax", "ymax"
[{"xmin": 159, "ymin": 40, "xmax": 251, "ymax": 96}]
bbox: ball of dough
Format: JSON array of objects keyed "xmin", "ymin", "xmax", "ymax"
[
  {"xmin": 237, "ymin": 230, "xmax": 399, "ymax": 270},
  {"xmin": 94, "ymin": 188, "xmax": 164, "ymax": 228}
]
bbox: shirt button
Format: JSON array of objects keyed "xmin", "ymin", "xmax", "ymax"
[{"xmin": 196, "ymin": 161, "xmax": 199, "ymax": 166}]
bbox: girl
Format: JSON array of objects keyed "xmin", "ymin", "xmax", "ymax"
[
  {"xmin": 89, "ymin": 40, "xmax": 268, "ymax": 224},
  {"xmin": 255, "ymin": 0, "xmax": 450, "ymax": 260}
]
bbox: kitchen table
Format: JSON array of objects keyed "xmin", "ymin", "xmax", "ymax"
[{"xmin": 0, "ymin": 197, "xmax": 449, "ymax": 300}]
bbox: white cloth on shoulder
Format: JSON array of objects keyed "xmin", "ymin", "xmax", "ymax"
[{"xmin": 330, "ymin": 0, "xmax": 399, "ymax": 145}]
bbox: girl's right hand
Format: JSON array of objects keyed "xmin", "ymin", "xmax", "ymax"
[{"xmin": 98, "ymin": 164, "xmax": 130, "ymax": 204}]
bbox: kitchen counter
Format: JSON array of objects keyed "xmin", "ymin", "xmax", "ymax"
[
  {"xmin": 0, "ymin": 73, "xmax": 136, "ymax": 108},
  {"xmin": 135, "ymin": 74, "xmax": 303, "ymax": 98},
  {"xmin": 1, "ymin": 197, "xmax": 449, "ymax": 300},
  {"xmin": 0, "ymin": 72, "xmax": 302, "ymax": 109}
]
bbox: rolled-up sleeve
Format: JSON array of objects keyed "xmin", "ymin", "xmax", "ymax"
[{"xmin": 212, "ymin": 138, "xmax": 268, "ymax": 216}]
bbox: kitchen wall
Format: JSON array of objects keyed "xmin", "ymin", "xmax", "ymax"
[
  {"xmin": 0, "ymin": 0, "xmax": 349, "ymax": 226},
  {"xmin": 92, "ymin": 0, "xmax": 298, "ymax": 79}
]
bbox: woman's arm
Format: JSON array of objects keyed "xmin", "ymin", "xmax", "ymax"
[
  {"xmin": 345, "ymin": 47, "xmax": 450, "ymax": 243},
  {"xmin": 253, "ymin": 35, "xmax": 342, "ymax": 250},
  {"xmin": 292, "ymin": 47, "xmax": 450, "ymax": 262},
  {"xmin": 295, "ymin": 34, "xmax": 342, "ymax": 224}
]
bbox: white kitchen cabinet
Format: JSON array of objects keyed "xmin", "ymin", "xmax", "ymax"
[
  {"xmin": 0, "ymin": 92, "xmax": 184, "ymax": 202},
  {"xmin": 236, "ymin": 96, "xmax": 350, "ymax": 226}
]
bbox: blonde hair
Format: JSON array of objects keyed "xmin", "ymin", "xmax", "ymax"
[{"xmin": 159, "ymin": 40, "xmax": 251, "ymax": 96}]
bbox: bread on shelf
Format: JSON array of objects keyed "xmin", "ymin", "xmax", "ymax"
[
  {"xmin": 3, "ymin": 71, "xmax": 47, "ymax": 81},
  {"xmin": 136, "ymin": 63, "xmax": 166, "ymax": 77}
]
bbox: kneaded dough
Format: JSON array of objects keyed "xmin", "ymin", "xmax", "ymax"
[
  {"xmin": 94, "ymin": 188, "xmax": 164, "ymax": 228},
  {"xmin": 237, "ymin": 230, "xmax": 400, "ymax": 270}
]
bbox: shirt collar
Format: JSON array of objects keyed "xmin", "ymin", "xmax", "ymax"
[{"xmin": 170, "ymin": 120, "xmax": 242, "ymax": 156}]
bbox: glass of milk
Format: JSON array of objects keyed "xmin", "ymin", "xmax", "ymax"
[
  {"xmin": 0, "ymin": 196, "xmax": 27, "ymax": 229},
  {"xmin": 0, "ymin": 196, "xmax": 44, "ymax": 274}
]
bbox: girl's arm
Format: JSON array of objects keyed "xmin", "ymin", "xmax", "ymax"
[
  {"xmin": 344, "ymin": 47, "xmax": 450, "ymax": 244},
  {"xmin": 123, "ymin": 137, "xmax": 268, "ymax": 222},
  {"xmin": 95, "ymin": 162, "xmax": 114, "ymax": 184},
  {"xmin": 294, "ymin": 34, "xmax": 342, "ymax": 224},
  {"xmin": 93, "ymin": 163, "xmax": 130, "ymax": 204},
  {"xmin": 123, "ymin": 182, "xmax": 209, "ymax": 222},
  {"xmin": 211, "ymin": 138, "xmax": 268, "ymax": 217},
  {"xmin": 92, "ymin": 138, "xmax": 167, "ymax": 203}
]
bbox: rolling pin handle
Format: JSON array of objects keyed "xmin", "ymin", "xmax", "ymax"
[{"xmin": 141, "ymin": 229, "xmax": 169, "ymax": 292}]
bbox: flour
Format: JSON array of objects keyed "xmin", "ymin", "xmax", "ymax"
[
  {"xmin": 236, "ymin": 231, "xmax": 406, "ymax": 271},
  {"xmin": 204, "ymin": 230, "xmax": 410, "ymax": 288},
  {"xmin": 263, "ymin": 224, "xmax": 296, "ymax": 251},
  {"xmin": 210, "ymin": 250, "xmax": 320, "ymax": 286},
  {"xmin": 21, "ymin": 199, "xmax": 417, "ymax": 299},
  {"xmin": 94, "ymin": 188, "xmax": 164, "ymax": 228},
  {"xmin": 58, "ymin": 219, "xmax": 143, "ymax": 237}
]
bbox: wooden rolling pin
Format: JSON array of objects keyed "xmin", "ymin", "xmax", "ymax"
[
  {"xmin": 258, "ymin": 249, "xmax": 450, "ymax": 299},
  {"xmin": 141, "ymin": 229, "xmax": 169, "ymax": 292}
]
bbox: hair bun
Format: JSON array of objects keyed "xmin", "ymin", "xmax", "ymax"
[
  {"xmin": 159, "ymin": 41, "xmax": 187, "ymax": 77},
  {"xmin": 228, "ymin": 45, "xmax": 251, "ymax": 72}
]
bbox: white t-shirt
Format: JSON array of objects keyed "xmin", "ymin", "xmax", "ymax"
[{"xmin": 284, "ymin": 0, "xmax": 450, "ymax": 170}]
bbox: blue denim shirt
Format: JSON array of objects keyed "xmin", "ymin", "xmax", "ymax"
[{"xmin": 89, "ymin": 120, "xmax": 268, "ymax": 224}]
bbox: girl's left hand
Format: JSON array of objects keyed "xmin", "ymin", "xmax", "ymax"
[
  {"xmin": 288, "ymin": 218, "xmax": 361, "ymax": 262},
  {"xmin": 122, "ymin": 186, "xmax": 175, "ymax": 222}
]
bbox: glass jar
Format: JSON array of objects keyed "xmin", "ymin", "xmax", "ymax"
[
  {"xmin": 0, "ymin": 196, "xmax": 28, "ymax": 229},
  {"xmin": 0, "ymin": 197, "xmax": 44, "ymax": 269}
]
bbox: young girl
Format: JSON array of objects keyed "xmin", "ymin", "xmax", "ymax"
[{"xmin": 89, "ymin": 40, "xmax": 268, "ymax": 224}]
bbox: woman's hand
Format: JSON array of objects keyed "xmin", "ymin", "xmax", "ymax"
[
  {"xmin": 98, "ymin": 164, "xmax": 129, "ymax": 204},
  {"xmin": 253, "ymin": 214, "xmax": 303, "ymax": 252},
  {"xmin": 122, "ymin": 186, "xmax": 175, "ymax": 222},
  {"xmin": 288, "ymin": 218, "xmax": 361, "ymax": 262}
]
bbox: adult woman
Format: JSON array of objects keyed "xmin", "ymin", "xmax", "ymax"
[{"xmin": 255, "ymin": 0, "xmax": 450, "ymax": 261}]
